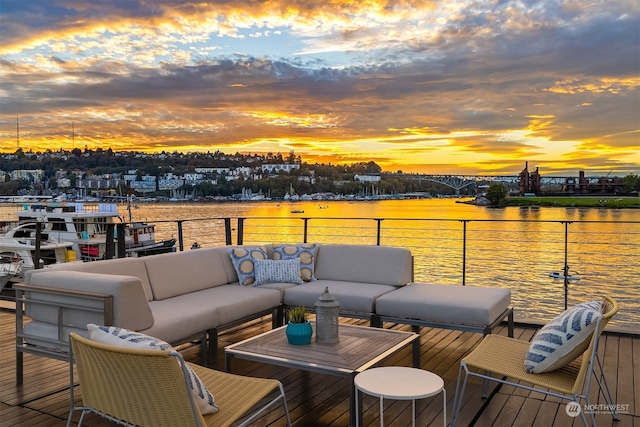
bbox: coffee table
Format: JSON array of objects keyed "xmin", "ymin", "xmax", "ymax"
[{"xmin": 224, "ymin": 322, "xmax": 420, "ymax": 426}]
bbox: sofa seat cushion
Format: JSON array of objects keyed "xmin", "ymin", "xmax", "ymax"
[
  {"xmin": 314, "ymin": 244, "xmax": 412, "ymax": 286},
  {"xmin": 250, "ymin": 281, "xmax": 299, "ymax": 298},
  {"xmin": 283, "ymin": 280, "xmax": 397, "ymax": 314},
  {"xmin": 375, "ymin": 283, "xmax": 511, "ymax": 326},
  {"xmin": 142, "ymin": 295, "xmax": 220, "ymax": 344},
  {"xmin": 185, "ymin": 285, "xmax": 283, "ymax": 326}
]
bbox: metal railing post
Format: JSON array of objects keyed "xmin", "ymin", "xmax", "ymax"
[
  {"xmin": 302, "ymin": 218, "xmax": 309, "ymax": 243},
  {"xmin": 375, "ymin": 219, "xmax": 383, "ymax": 246},
  {"xmin": 117, "ymin": 223, "xmax": 126, "ymax": 258},
  {"xmin": 177, "ymin": 220, "xmax": 184, "ymax": 251},
  {"xmin": 237, "ymin": 218, "xmax": 244, "ymax": 245},
  {"xmin": 461, "ymin": 220, "xmax": 468, "ymax": 286},
  {"xmin": 562, "ymin": 221, "xmax": 571, "ymax": 310},
  {"xmin": 34, "ymin": 222, "xmax": 42, "ymax": 269},
  {"xmin": 224, "ymin": 218, "xmax": 232, "ymax": 245},
  {"xmin": 104, "ymin": 223, "xmax": 115, "ymax": 259}
]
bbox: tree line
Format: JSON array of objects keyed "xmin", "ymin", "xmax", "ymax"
[{"xmin": 0, "ymin": 148, "xmax": 452, "ymax": 198}]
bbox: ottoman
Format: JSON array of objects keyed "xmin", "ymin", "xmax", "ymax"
[{"xmin": 374, "ymin": 283, "xmax": 513, "ymax": 336}]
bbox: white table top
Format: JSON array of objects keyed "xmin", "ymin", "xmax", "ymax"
[{"xmin": 354, "ymin": 366, "xmax": 444, "ymax": 400}]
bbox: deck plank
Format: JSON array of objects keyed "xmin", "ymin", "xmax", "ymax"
[{"xmin": 1, "ymin": 307, "xmax": 638, "ymax": 427}]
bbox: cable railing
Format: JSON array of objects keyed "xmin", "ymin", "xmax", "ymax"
[
  {"xmin": 8, "ymin": 214, "xmax": 638, "ymax": 332},
  {"xmin": 150, "ymin": 215, "xmax": 638, "ymax": 332}
]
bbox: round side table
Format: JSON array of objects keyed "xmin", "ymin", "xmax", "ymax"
[{"xmin": 354, "ymin": 366, "xmax": 446, "ymax": 427}]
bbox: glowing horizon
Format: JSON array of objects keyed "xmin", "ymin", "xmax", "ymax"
[{"xmin": 0, "ymin": 0, "xmax": 638, "ymax": 176}]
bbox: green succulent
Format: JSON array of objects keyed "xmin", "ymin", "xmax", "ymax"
[{"xmin": 287, "ymin": 306, "xmax": 308, "ymax": 323}]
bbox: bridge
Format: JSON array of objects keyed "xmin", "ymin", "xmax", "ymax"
[{"xmin": 396, "ymin": 174, "xmax": 569, "ymax": 195}]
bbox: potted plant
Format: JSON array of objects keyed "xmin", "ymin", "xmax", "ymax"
[{"xmin": 286, "ymin": 306, "xmax": 313, "ymax": 345}]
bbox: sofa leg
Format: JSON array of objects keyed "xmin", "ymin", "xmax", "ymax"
[
  {"xmin": 508, "ymin": 309, "xmax": 514, "ymax": 338},
  {"xmin": 200, "ymin": 333, "xmax": 208, "ymax": 366},
  {"xmin": 273, "ymin": 306, "xmax": 284, "ymax": 328},
  {"xmin": 370, "ymin": 314, "xmax": 382, "ymax": 328},
  {"xmin": 16, "ymin": 350, "xmax": 23, "ymax": 385},
  {"xmin": 208, "ymin": 329, "xmax": 218, "ymax": 366}
]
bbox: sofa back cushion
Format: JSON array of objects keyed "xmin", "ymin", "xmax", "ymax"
[
  {"xmin": 143, "ymin": 247, "xmax": 232, "ymax": 300},
  {"xmin": 27, "ymin": 270, "xmax": 154, "ymax": 331},
  {"xmin": 28, "ymin": 257, "xmax": 154, "ymax": 301},
  {"xmin": 314, "ymin": 244, "xmax": 413, "ymax": 286}
]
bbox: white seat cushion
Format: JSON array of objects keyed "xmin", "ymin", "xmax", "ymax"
[
  {"xmin": 375, "ymin": 283, "xmax": 511, "ymax": 326},
  {"xmin": 284, "ymin": 280, "xmax": 397, "ymax": 313}
]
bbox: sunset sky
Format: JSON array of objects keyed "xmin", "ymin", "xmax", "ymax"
[{"xmin": 0, "ymin": 0, "xmax": 638, "ymax": 176}]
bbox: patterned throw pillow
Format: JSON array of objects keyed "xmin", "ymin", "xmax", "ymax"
[
  {"xmin": 86, "ymin": 324, "xmax": 219, "ymax": 414},
  {"xmin": 524, "ymin": 301, "xmax": 602, "ymax": 373},
  {"xmin": 253, "ymin": 258, "xmax": 304, "ymax": 286},
  {"xmin": 272, "ymin": 243, "xmax": 317, "ymax": 281},
  {"xmin": 228, "ymin": 247, "xmax": 268, "ymax": 286}
]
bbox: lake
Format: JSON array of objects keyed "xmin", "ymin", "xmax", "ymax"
[{"xmin": 2, "ymin": 198, "xmax": 638, "ymax": 332}]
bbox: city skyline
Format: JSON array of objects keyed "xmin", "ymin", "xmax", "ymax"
[{"xmin": 0, "ymin": 0, "xmax": 638, "ymax": 176}]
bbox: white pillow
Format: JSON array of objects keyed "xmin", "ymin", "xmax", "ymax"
[
  {"xmin": 86, "ymin": 324, "xmax": 219, "ymax": 414},
  {"xmin": 253, "ymin": 258, "xmax": 304, "ymax": 286},
  {"xmin": 524, "ymin": 301, "xmax": 602, "ymax": 373}
]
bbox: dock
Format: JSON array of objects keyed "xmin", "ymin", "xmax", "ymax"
[{"xmin": 1, "ymin": 307, "xmax": 638, "ymax": 426}]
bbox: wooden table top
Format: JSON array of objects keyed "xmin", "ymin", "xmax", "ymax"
[{"xmin": 224, "ymin": 322, "xmax": 418, "ymax": 376}]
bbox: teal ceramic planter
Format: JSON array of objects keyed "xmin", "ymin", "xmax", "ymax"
[{"xmin": 286, "ymin": 321, "xmax": 313, "ymax": 345}]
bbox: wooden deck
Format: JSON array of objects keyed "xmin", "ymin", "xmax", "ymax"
[{"xmin": 1, "ymin": 306, "xmax": 638, "ymax": 427}]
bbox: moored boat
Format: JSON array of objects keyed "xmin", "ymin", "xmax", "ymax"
[
  {"xmin": 125, "ymin": 221, "xmax": 176, "ymax": 257},
  {"xmin": 0, "ymin": 256, "xmax": 22, "ymax": 290},
  {"xmin": 9, "ymin": 202, "xmax": 175, "ymax": 261},
  {"xmin": 0, "ymin": 223, "xmax": 74, "ymax": 284},
  {"xmin": 548, "ymin": 271, "xmax": 581, "ymax": 281}
]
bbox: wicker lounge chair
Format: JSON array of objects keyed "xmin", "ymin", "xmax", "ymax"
[
  {"xmin": 451, "ymin": 296, "xmax": 619, "ymax": 427},
  {"xmin": 67, "ymin": 333, "xmax": 291, "ymax": 427}
]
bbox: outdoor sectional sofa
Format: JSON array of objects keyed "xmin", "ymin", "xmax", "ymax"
[{"xmin": 15, "ymin": 243, "xmax": 513, "ymax": 384}]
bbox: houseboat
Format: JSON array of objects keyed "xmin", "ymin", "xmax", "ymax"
[{"xmin": 10, "ymin": 202, "xmax": 175, "ymax": 261}]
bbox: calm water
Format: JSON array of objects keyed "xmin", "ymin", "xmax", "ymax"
[{"xmin": 2, "ymin": 199, "xmax": 638, "ymax": 331}]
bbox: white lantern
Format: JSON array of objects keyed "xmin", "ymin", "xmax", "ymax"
[{"xmin": 315, "ymin": 287, "xmax": 340, "ymax": 344}]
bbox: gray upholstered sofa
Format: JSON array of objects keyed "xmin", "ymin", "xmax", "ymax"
[{"xmin": 15, "ymin": 243, "xmax": 512, "ymax": 384}]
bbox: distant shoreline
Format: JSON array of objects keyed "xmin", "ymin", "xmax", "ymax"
[
  {"xmin": 503, "ymin": 196, "xmax": 640, "ymax": 208},
  {"xmin": 1, "ymin": 195, "xmax": 638, "ymax": 209}
]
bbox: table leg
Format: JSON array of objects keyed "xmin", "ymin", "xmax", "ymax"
[
  {"xmin": 355, "ymin": 386, "xmax": 359, "ymax": 427},
  {"xmin": 412, "ymin": 398, "xmax": 416, "ymax": 427},
  {"xmin": 350, "ymin": 373, "xmax": 358, "ymax": 427},
  {"xmin": 224, "ymin": 352, "xmax": 231, "ymax": 373},
  {"xmin": 442, "ymin": 387, "xmax": 447, "ymax": 427},
  {"xmin": 412, "ymin": 339, "xmax": 420, "ymax": 367},
  {"xmin": 379, "ymin": 396, "xmax": 384, "ymax": 426}
]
